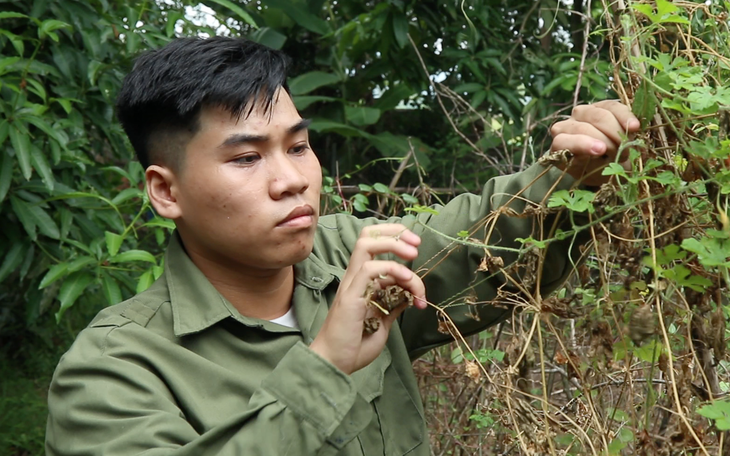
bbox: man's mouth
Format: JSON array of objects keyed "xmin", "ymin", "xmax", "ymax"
[{"xmin": 277, "ymin": 205, "xmax": 315, "ymax": 228}]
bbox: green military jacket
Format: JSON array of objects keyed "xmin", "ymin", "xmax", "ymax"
[{"xmin": 46, "ymin": 163, "xmax": 582, "ymax": 455}]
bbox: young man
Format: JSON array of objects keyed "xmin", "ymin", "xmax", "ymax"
[{"xmin": 46, "ymin": 37, "xmax": 639, "ymax": 455}]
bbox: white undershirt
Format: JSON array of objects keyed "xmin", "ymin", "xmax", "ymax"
[{"xmin": 269, "ymin": 307, "xmax": 299, "ymax": 329}]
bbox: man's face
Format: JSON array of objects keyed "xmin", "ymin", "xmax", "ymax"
[{"xmin": 170, "ymin": 90, "xmax": 322, "ymax": 272}]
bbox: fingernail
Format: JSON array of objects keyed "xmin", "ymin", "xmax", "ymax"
[{"xmin": 591, "ymin": 141, "xmax": 606, "ymax": 155}]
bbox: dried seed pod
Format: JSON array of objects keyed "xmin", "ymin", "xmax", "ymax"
[
  {"xmin": 362, "ymin": 285, "xmax": 414, "ymax": 335},
  {"xmin": 629, "ymin": 305, "xmax": 655, "ymax": 346},
  {"xmin": 464, "ymin": 360, "xmax": 481, "ymax": 383}
]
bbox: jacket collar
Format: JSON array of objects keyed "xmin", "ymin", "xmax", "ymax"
[{"xmin": 165, "ymin": 232, "xmax": 341, "ymax": 337}]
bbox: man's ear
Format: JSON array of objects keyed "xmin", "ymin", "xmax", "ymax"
[{"xmin": 146, "ymin": 165, "xmax": 183, "ymax": 220}]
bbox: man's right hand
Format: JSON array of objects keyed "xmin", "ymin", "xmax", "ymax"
[{"xmin": 309, "ymin": 224, "xmax": 426, "ymax": 375}]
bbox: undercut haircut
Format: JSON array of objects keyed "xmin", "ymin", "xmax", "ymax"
[{"xmin": 116, "ymin": 36, "xmax": 292, "ymax": 170}]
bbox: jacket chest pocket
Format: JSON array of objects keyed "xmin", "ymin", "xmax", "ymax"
[{"xmin": 352, "ymin": 347, "xmax": 424, "ymax": 455}]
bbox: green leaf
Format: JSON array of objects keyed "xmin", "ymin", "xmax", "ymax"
[
  {"xmin": 87, "ymin": 60, "xmax": 104, "ymax": 85},
  {"xmin": 136, "ymin": 269, "xmax": 155, "ymax": 293},
  {"xmin": 0, "ymin": 12, "xmax": 28, "ymax": 19},
  {"xmin": 454, "ymin": 82, "xmax": 485, "ymax": 94},
  {"xmin": 698, "ymin": 400, "xmax": 730, "ymax": 430},
  {"xmin": 55, "ymin": 272, "xmax": 95, "ymax": 322},
  {"xmin": 392, "ymin": 12, "xmax": 409, "ymax": 48},
  {"xmin": 401, "ymin": 193, "xmax": 418, "ymax": 204},
  {"xmin": 632, "ymin": 79, "xmax": 657, "ymax": 128},
  {"xmin": 9, "ymin": 123, "xmax": 32, "ymax": 180},
  {"xmin": 547, "ymin": 189, "xmax": 596, "ymax": 213},
  {"xmin": 205, "ymin": 0, "xmax": 257, "ymax": 27},
  {"xmin": 289, "ymin": 71, "xmax": 341, "ymax": 96},
  {"xmin": 309, "ymin": 119, "xmax": 364, "ymax": 137},
  {"xmin": 373, "ymin": 183, "xmax": 390, "ymax": 194},
  {"xmin": 101, "ymin": 273, "xmax": 123, "ymax": 305},
  {"xmin": 38, "ymin": 19, "xmax": 71, "ymax": 42},
  {"xmin": 292, "ymin": 95, "xmax": 338, "ymax": 110},
  {"xmin": 111, "ymin": 187, "xmax": 143, "ymax": 206},
  {"xmin": 0, "ymin": 242, "xmax": 25, "ymax": 283},
  {"xmin": 345, "ymin": 106, "xmax": 381, "ymax": 126},
  {"xmin": 105, "ymin": 231, "xmax": 124, "ymax": 257},
  {"xmin": 20, "ymin": 201, "xmax": 60, "ymax": 240},
  {"xmin": 248, "ymin": 27, "xmax": 287, "ymax": 50},
  {"xmin": 374, "ymin": 84, "xmax": 414, "ymax": 111},
  {"xmin": 111, "ymin": 249, "xmax": 157, "ymax": 264},
  {"xmin": 30, "ymin": 145, "xmax": 54, "ymax": 191},
  {"xmin": 262, "ymin": 0, "xmax": 330, "ymax": 35},
  {"xmin": 67, "ymin": 256, "xmax": 96, "ymax": 272},
  {"xmin": 681, "ymin": 237, "xmax": 730, "ymax": 267},
  {"xmin": 39, "ymin": 262, "xmax": 69, "ymax": 289},
  {"xmin": 10, "ymin": 196, "xmax": 37, "ymax": 240},
  {"xmin": 404, "ymin": 205, "xmax": 439, "ymax": 215},
  {"xmin": 0, "ymin": 151, "xmax": 13, "ymax": 203}
]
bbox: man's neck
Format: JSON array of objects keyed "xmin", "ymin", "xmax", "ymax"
[{"xmin": 180, "ymin": 241, "xmax": 295, "ymax": 320}]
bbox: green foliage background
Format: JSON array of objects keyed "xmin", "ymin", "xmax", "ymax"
[{"xmin": 0, "ymin": 0, "xmax": 604, "ymax": 454}]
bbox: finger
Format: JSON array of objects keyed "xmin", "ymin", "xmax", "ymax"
[
  {"xmin": 551, "ymin": 131, "xmax": 619, "ymax": 161},
  {"xmin": 346, "ymin": 233, "xmax": 420, "ymax": 284},
  {"xmin": 569, "ymin": 104, "xmax": 636, "ymax": 146},
  {"xmin": 592, "ymin": 100, "xmax": 642, "ymax": 132},
  {"xmin": 349, "ymin": 261, "xmax": 426, "ymax": 304},
  {"xmin": 361, "ymin": 224, "xmax": 421, "ymax": 246}
]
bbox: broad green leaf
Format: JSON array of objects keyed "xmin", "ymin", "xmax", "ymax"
[
  {"xmin": 292, "ymin": 95, "xmax": 338, "ymax": 110},
  {"xmin": 55, "ymin": 272, "xmax": 95, "ymax": 322},
  {"xmin": 249, "ymin": 27, "xmax": 287, "ymax": 50},
  {"xmin": 453, "ymin": 82, "xmax": 484, "ymax": 94},
  {"xmin": 111, "ymin": 187, "xmax": 143, "ymax": 206},
  {"xmin": 205, "ymin": 0, "xmax": 257, "ymax": 27},
  {"xmin": 392, "ymin": 12, "xmax": 409, "ymax": 48},
  {"xmin": 262, "ymin": 0, "xmax": 330, "ymax": 35},
  {"xmin": 67, "ymin": 256, "xmax": 96, "ymax": 272},
  {"xmin": 0, "ymin": 242, "xmax": 25, "ymax": 283},
  {"xmin": 681, "ymin": 237, "xmax": 730, "ymax": 267},
  {"xmin": 345, "ymin": 106, "xmax": 381, "ymax": 126},
  {"xmin": 0, "ymin": 12, "xmax": 28, "ymax": 19},
  {"xmin": 38, "ymin": 19, "xmax": 71, "ymax": 42},
  {"xmin": 309, "ymin": 119, "xmax": 364, "ymax": 137},
  {"xmin": 9, "ymin": 123, "xmax": 32, "ymax": 180},
  {"xmin": 105, "ymin": 231, "xmax": 124, "ymax": 257},
  {"xmin": 101, "ymin": 273, "xmax": 123, "ymax": 305},
  {"xmin": 373, "ymin": 183, "xmax": 390, "ymax": 194},
  {"xmin": 289, "ymin": 71, "xmax": 341, "ymax": 96},
  {"xmin": 25, "ymin": 202, "xmax": 60, "ymax": 239},
  {"xmin": 632, "ymin": 79, "xmax": 657, "ymax": 128},
  {"xmin": 0, "ymin": 151, "xmax": 12, "ymax": 203},
  {"xmin": 0, "ymin": 121, "xmax": 8, "ymax": 147},
  {"xmin": 87, "ymin": 60, "xmax": 104, "ymax": 85},
  {"xmin": 29, "ymin": 145, "xmax": 54, "ymax": 191},
  {"xmin": 0, "ymin": 56, "xmax": 20, "ymax": 75},
  {"xmin": 136, "ymin": 269, "xmax": 155, "ymax": 293},
  {"xmin": 143, "ymin": 218, "xmax": 176, "ymax": 230},
  {"xmin": 111, "ymin": 249, "xmax": 157, "ymax": 264},
  {"xmin": 165, "ymin": 10, "xmax": 183, "ymax": 37},
  {"xmin": 39, "ymin": 262, "xmax": 69, "ymax": 289},
  {"xmin": 10, "ymin": 196, "xmax": 37, "ymax": 240},
  {"xmin": 374, "ymin": 84, "xmax": 414, "ymax": 111}
]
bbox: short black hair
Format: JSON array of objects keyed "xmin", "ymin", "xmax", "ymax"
[{"xmin": 116, "ymin": 36, "xmax": 291, "ymax": 169}]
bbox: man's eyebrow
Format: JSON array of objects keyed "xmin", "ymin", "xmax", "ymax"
[
  {"xmin": 219, "ymin": 118, "xmax": 312, "ymax": 148},
  {"xmin": 288, "ymin": 118, "xmax": 312, "ymax": 134}
]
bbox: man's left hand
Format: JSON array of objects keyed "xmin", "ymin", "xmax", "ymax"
[{"xmin": 549, "ymin": 100, "xmax": 641, "ymax": 187}]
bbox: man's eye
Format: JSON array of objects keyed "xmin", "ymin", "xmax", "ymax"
[
  {"xmin": 290, "ymin": 144, "xmax": 309, "ymax": 155},
  {"xmin": 234, "ymin": 154, "xmax": 259, "ymax": 164}
]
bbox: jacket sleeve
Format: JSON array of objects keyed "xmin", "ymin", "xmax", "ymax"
[
  {"xmin": 319, "ymin": 163, "xmax": 590, "ymax": 359},
  {"xmin": 46, "ymin": 323, "xmax": 372, "ymax": 456}
]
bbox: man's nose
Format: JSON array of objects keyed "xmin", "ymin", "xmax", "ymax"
[{"xmin": 269, "ymin": 152, "xmax": 309, "ymax": 199}]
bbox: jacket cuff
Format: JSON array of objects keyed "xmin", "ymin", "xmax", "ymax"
[{"xmin": 262, "ymin": 341, "xmax": 369, "ymax": 443}]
